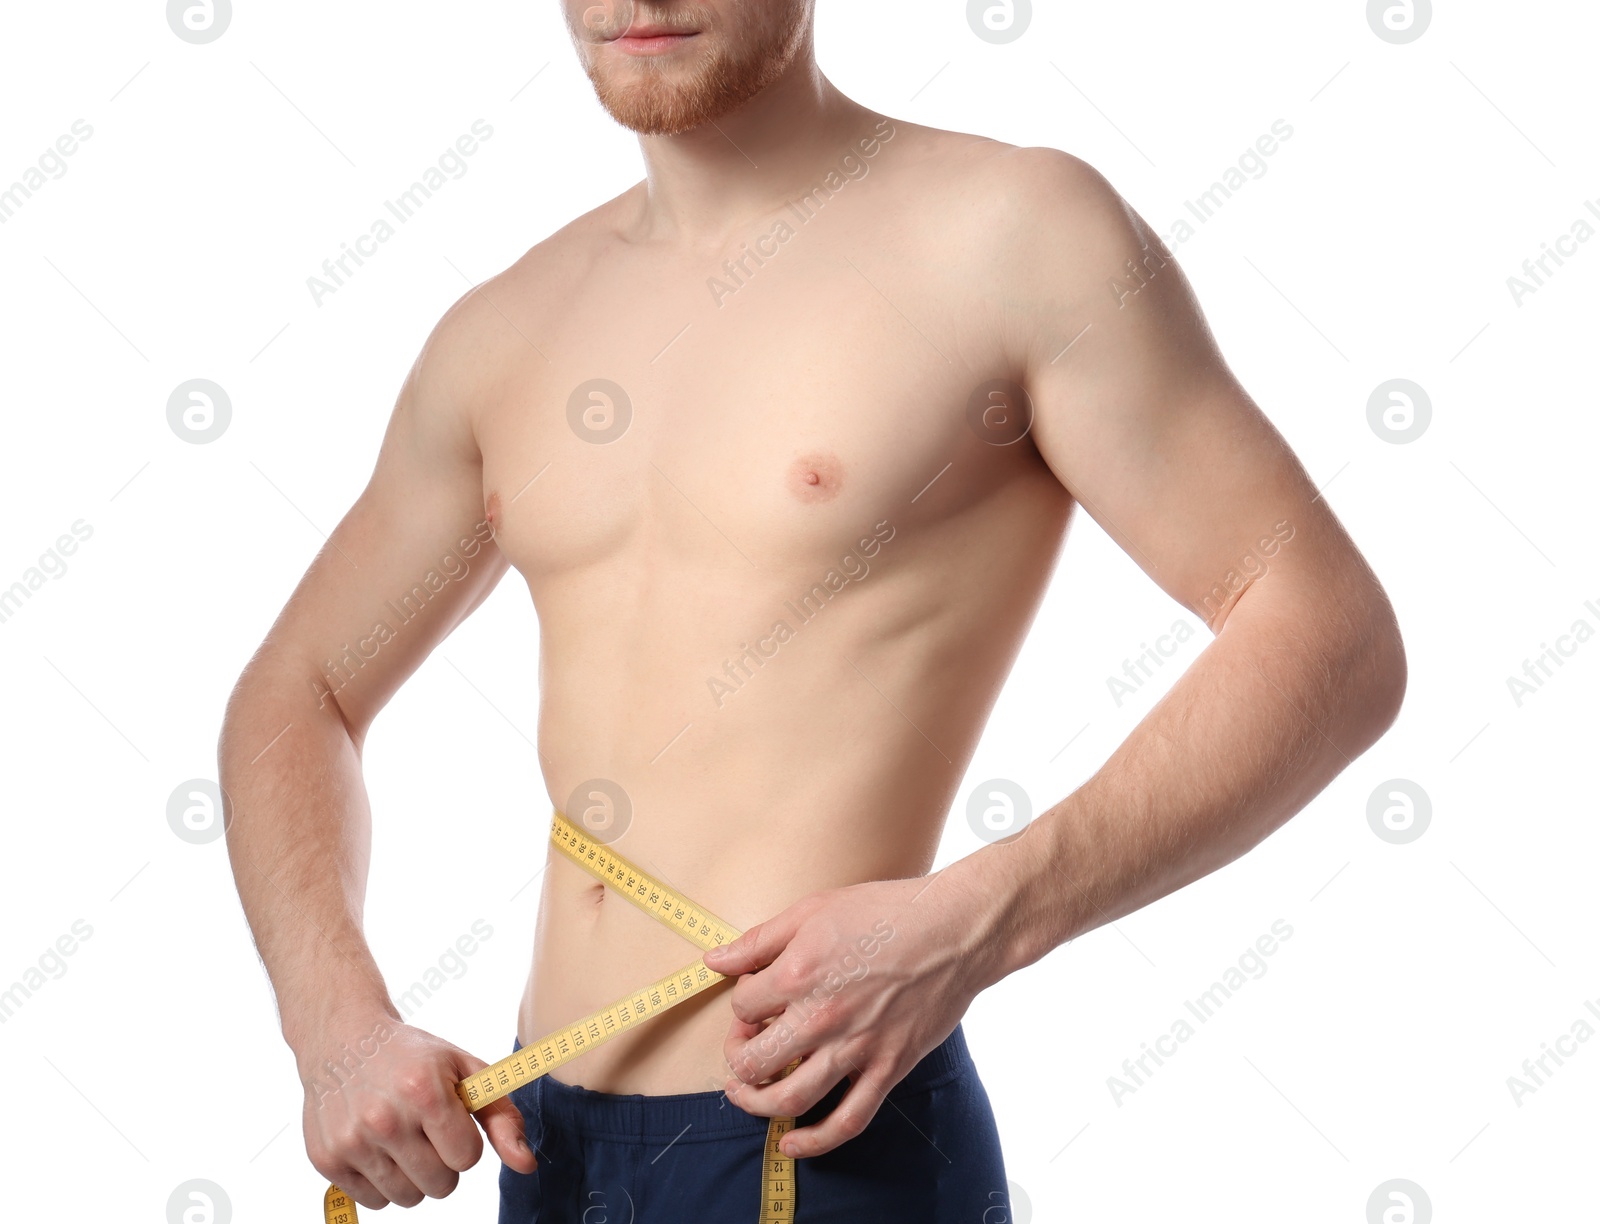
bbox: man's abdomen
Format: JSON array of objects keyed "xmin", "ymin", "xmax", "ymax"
[
  {"xmin": 512, "ymin": 492, "xmax": 1070, "ymax": 1094},
  {"xmin": 518, "ymin": 841, "xmax": 747, "ymax": 1095}
]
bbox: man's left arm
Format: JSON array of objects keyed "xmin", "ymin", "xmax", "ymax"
[
  {"xmin": 950, "ymin": 146, "xmax": 1409, "ymax": 987},
  {"xmin": 704, "ymin": 148, "xmax": 1407, "ymax": 1155}
]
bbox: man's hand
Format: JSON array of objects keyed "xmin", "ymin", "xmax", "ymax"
[
  {"xmin": 701, "ymin": 870, "xmax": 996, "ymax": 1159},
  {"xmin": 298, "ymin": 1012, "xmax": 537, "ymax": 1210}
]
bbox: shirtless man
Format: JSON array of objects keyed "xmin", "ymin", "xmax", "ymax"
[{"xmin": 219, "ymin": 1, "xmax": 1407, "ymax": 1219}]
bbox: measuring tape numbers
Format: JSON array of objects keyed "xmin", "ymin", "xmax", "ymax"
[{"xmin": 322, "ymin": 809, "xmax": 798, "ymax": 1222}]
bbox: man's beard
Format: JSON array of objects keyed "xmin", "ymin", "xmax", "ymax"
[{"xmin": 576, "ymin": 4, "xmax": 809, "ymax": 136}]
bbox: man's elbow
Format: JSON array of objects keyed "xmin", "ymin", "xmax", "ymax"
[{"xmin": 1344, "ymin": 588, "xmax": 1408, "ymax": 746}]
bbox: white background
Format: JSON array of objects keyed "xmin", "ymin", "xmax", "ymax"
[{"xmin": 1, "ymin": 2, "xmax": 1595, "ymax": 1222}]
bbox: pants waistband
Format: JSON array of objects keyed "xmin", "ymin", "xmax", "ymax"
[{"xmin": 511, "ymin": 1021, "xmax": 973, "ymax": 1144}]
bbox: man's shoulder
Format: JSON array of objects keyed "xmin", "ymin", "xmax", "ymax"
[
  {"xmin": 882, "ymin": 124, "xmax": 1147, "ymax": 286},
  {"xmin": 411, "ymin": 190, "xmax": 637, "ymax": 383},
  {"xmin": 505, "ymin": 188, "xmax": 637, "ymax": 278},
  {"xmin": 978, "ymin": 144, "xmax": 1128, "ymax": 231}
]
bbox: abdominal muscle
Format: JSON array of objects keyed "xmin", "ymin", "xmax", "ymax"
[
  {"xmin": 511, "ymin": 628, "xmax": 1009, "ymax": 1098},
  {"xmin": 517, "ymin": 850, "xmax": 751, "ymax": 1097},
  {"xmin": 514, "ymin": 746, "xmax": 959, "ymax": 1097}
]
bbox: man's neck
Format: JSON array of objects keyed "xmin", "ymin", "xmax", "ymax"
[{"xmin": 626, "ymin": 58, "xmax": 878, "ymax": 247}]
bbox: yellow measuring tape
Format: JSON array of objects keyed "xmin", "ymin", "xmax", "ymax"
[{"xmin": 322, "ymin": 809, "xmax": 798, "ymax": 1222}]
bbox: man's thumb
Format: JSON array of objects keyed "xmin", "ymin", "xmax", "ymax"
[
  {"xmin": 453, "ymin": 1049, "xmax": 537, "ymax": 1174},
  {"xmin": 703, "ymin": 926, "xmax": 760, "ymax": 973},
  {"xmin": 476, "ymin": 1096, "xmax": 538, "ymax": 1173},
  {"xmin": 704, "ymin": 907, "xmax": 799, "ymax": 975}
]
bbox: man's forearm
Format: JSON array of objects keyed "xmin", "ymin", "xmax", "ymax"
[
  {"xmin": 218, "ymin": 657, "xmax": 400, "ymax": 1055},
  {"xmin": 952, "ymin": 571, "xmax": 1406, "ymax": 988}
]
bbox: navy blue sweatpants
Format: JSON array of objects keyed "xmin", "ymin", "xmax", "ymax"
[{"xmin": 497, "ymin": 1021, "xmax": 1011, "ymax": 1222}]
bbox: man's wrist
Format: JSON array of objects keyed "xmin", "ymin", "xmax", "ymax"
[
  {"xmin": 282, "ymin": 991, "xmax": 403, "ymax": 1063},
  {"xmin": 942, "ymin": 810, "xmax": 1077, "ymax": 993}
]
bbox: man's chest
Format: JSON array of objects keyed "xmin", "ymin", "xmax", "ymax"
[{"xmin": 476, "ymin": 248, "xmax": 1016, "ymax": 583}]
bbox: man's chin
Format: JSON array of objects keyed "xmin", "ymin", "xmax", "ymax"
[
  {"xmin": 583, "ymin": 29, "xmax": 799, "ymax": 137},
  {"xmin": 592, "ymin": 78, "xmax": 738, "ymax": 137}
]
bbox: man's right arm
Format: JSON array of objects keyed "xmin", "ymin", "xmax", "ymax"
[{"xmin": 216, "ymin": 284, "xmax": 535, "ymax": 1209}]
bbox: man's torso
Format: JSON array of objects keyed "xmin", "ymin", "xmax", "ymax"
[{"xmin": 465, "ymin": 121, "xmax": 1076, "ymax": 1093}]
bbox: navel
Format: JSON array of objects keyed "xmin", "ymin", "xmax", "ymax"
[{"xmin": 788, "ymin": 451, "xmax": 844, "ymax": 503}]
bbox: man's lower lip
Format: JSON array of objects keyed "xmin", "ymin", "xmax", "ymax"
[{"xmin": 611, "ymin": 32, "xmax": 696, "ymax": 54}]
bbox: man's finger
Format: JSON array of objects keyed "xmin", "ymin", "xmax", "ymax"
[
  {"xmin": 476, "ymin": 1094, "xmax": 538, "ymax": 1173},
  {"xmin": 419, "ymin": 1095, "xmax": 485, "ymax": 1174},
  {"xmin": 723, "ymin": 1012, "xmax": 802, "ymax": 1084},
  {"xmin": 325, "ymin": 1169, "xmax": 385, "ymax": 1213},
  {"xmin": 724, "ymin": 1051, "xmax": 834, "ymax": 1121},
  {"xmin": 359, "ymin": 1149, "xmax": 428, "ymax": 1210},
  {"xmin": 702, "ymin": 905, "xmax": 805, "ymax": 975},
  {"xmin": 451, "ymin": 1047, "xmax": 538, "ymax": 1173},
  {"xmin": 725, "ymin": 960, "xmax": 800, "ymax": 1027},
  {"xmin": 780, "ymin": 1071, "xmax": 885, "ymax": 1158},
  {"xmin": 387, "ymin": 1133, "xmax": 462, "ymax": 1200}
]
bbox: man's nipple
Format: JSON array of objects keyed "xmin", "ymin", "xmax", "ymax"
[
  {"xmin": 484, "ymin": 491, "xmax": 502, "ymax": 534},
  {"xmin": 788, "ymin": 451, "xmax": 844, "ymax": 503}
]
